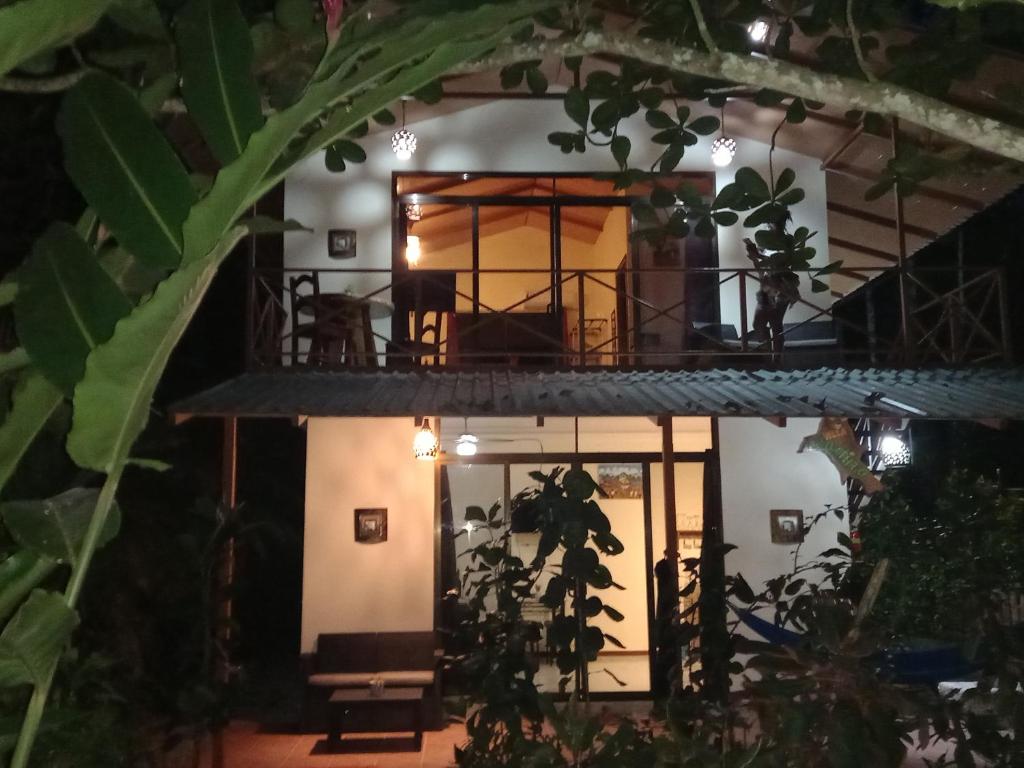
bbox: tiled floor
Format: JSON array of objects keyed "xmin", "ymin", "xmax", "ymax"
[{"xmin": 218, "ymin": 714, "xmax": 968, "ymax": 768}]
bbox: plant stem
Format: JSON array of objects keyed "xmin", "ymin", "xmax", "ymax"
[
  {"xmin": 9, "ymin": 463, "xmax": 125, "ymax": 768},
  {"xmin": 846, "ymin": 0, "xmax": 876, "ymax": 83},
  {"xmin": 687, "ymin": 0, "xmax": 719, "ymax": 57}
]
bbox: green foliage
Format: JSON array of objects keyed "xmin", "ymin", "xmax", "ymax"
[
  {"xmin": 175, "ymin": 0, "xmax": 266, "ymax": 164},
  {"xmin": 57, "ymin": 74, "xmax": 198, "ymax": 270},
  {"xmin": 0, "ymin": 0, "xmax": 114, "ymax": 78},
  {"xmin": 858, "ymin": 469, "xmax": 1024, "ymax": 641},
  {"xmin": 1, "ymin": 489, "xmax": 121, "ymax": 567},
  {"xmin": 13, "ymin": 224, "xmax": 132, "ymax": 394},
  {"xmin": 0, "ymin": 591, "xmax": 78, "ymax": 689}
]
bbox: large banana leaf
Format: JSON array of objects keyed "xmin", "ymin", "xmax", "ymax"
[
  {"xmin": 14, "ymin": 223, "xmax": 132, "ymax": 393},
  {"xmin": 0, "ymin": 591, "xmax": 78, "ymax": 688},
  {"xmin": 0, "ymin": 373, "xmax": 63, "ymax": 494},
  {"xmin": 175, "ymin": 0, "xmax": 264, "ymax": 164},
  {"xmin": 180, "ymin": 0, "xmax": 553, "ymax": 265},
  {"xmin": 0, "ymin": 0, "xmax": 115, "ymax": 78},
  {"xmin": 0, "ymin": 553, "xmax": 57, "ymax": 624},
  {"xmin": 58, "ymin": 74, "xmax": 198, "ymax": 270},
  {"xmin": 67, "ymin": 227, "xmax": 248, "ymax": 473},
  {"xmin": 1, "ymin": 489, "xmax": 121, "ymax": 567}
]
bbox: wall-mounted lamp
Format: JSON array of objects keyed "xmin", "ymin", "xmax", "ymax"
[
  {"xmin": 392, "ymin": 100, "xmax": 417, "ymax": 161},
  {"xmin": 879, "ymin": 434, "xmax": 911, "ymax": 468},
  {"xmin": 748, "ymin": 18, "xmax": 771, "ymax": 44},
  {"xmin": 405, "ymin": 234, "xmax": 422, "ymax": 266},
  {"xmin": 413, "ymin": 418, "xmax": 438, "ymax": 460}
]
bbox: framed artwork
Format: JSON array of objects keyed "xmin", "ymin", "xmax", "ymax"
[
  {"xmin": 597, "ymin": 463, "xmax": 643, "ymax": 499},
  {"xmin": 354, "ymin": 508, "xmax": 387, "ymax": 543},
  {"xmin": 327, "ymin": 228, "xmax": 357, "ymax": 259},
  {"xmin": 770, "ymin": 509, "xmax": 804, "ymax": 544}
]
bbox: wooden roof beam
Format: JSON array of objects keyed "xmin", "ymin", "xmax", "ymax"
[
  {"xmin": 827, "ymin": 163, "xmax": 984, "ymax": 211},
  {"xmin": 827, "ymin": 201, "xmax": 939, "ymax": 240},
  {"xmin": 828, "ymin": 237, "xmax": 897, "ymax": 263}
]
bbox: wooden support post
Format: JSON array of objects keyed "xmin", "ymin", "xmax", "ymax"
[
  {"xmin": 216, "ymin": 417, "xmax": 239, "ymax": 684},
  {"xmin": 699, "ymin": 427, "xmax": 730, "ymax": 706},
  {"xmin": 891, "ymin": 119, "xmax": 913, "ymax": 360},
  {"xmin": 661, "ymin": 417, "xmax": 678, "ymax": 563}
]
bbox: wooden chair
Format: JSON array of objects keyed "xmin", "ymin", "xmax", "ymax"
[{"xmin": 288, "ymin": 273, "xmax": 352, "ymax": 365}]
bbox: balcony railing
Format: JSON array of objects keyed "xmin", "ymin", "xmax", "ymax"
[{"xmin": 246, "ymin": 264, "xmax": 1012, "ymax": 371}]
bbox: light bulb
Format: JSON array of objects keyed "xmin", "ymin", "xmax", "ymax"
[
  {"xmin": 455, "ymin": 434, "xmax": 478, "ymax": 456},
  {"xmin": 748, "ymin": 19, "xmax": 770, "ymax": 44},
  {"xmin": 711, "ymin": 136, "xmax": 737, "ymax": 167},
  {"xmin": 405, "ymin": 235, "xmax": 421, "ymax": 265},
  {"xmin": 879, "ymin": 435, "xmax": 911, "ymax": 468},
  {"xmin": 392, "ymin": 128, "xmax": 417, "ymax": 160},
  {"xmin": 413, "ymin": 418, "xmax": 438, "ymax": 461}
]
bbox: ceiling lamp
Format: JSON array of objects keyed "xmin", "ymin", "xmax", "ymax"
[
  {"xmin": 455, "ymin": 418, "xmax": 478, "ymax": 456},
  {"xmin": 405, "ymin": 202, "xmax": 422, "ymax": 221},
  {"xmin": 392, "ymin": 100, "xmax": 417, "ymax": 161},
  {"xmin": 748, "ymin": 18, "xmax": 770, "ymax": 44},
  {"xmin": 879, "ymin": 434, "xmax": 911, "ymax": 468},
  {"xmin": 413, "ymin": 418, "xmax": 438, "ymax": 461},
  {"xmin": 711, "ymin": 107, "xmax": 736, "ymax": 168},
  {"xmin": 405, "ymin": 234, "xmax": 421, "ymax": 265}
]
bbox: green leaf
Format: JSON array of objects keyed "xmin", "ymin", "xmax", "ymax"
[
  {"xmin": 58, "ymin": 73, "xmax": 197, "ymax": 269},
  {"xmin": 1, "ymin": 488, "xmax": 121, "ymax": 566},
  {"xmin": 775, "ymin": 168, "xmax": 796, "ymax": 194},
  {"xmin": 68, "ymin": 226, "xmax": 248, "ymax": 473},
  {"xmin": 465, "ymin": 506, "xmax": 487, "ymax": 522},
  {"xmin": 602, "ymin": 605, "xmax": 624, "ymax": 622},
  {"xmin": 138, "ymin": 72, "xmax": 178, "ymax": 117},
  {"xmin": 0, "ymin": 0, "xmax": 115, "ymax": 79},
  {"xmin": 274, "ymin": 0, "xmax": 314, "ymax": 32},
  {"xmin": 0, "ymin": 552, "xmax": 58, "ymax": 624},
  {"xmin": 176, "ymin": 0, "xmax": 265, "ymax": 164},
  {"xmin": 14, "ymin": 223, "xmax": 132, "ymax": 393},
  {"xmin": 687, "ymin": 115, "xmax": 720, "ymax": 135},
  {"xmin": 0, "ymin": 590, "xmax": 78, "ymax": 688},
  {"xmin": 785, "ymin": 98, "xmax": 807, "ymax": 124},
  {"xmin": 414, "ymin": 79, "xmax": 444, "ymax": 105},
  {"xmin": 0, "ymin": 373, "xmax": 63, "ymax": 494},
  {"xmin": 645, "ymin": 109, "xmax": 675, "ymax": 129},
  {"xmin": 0, "ymin": 349, "xmax": 29, "ymax": 377},
  {"xmin": 777, "ymin": 188, "xmax": 805, "ymax": 206},
  {"xmin": 650, "ymin": 185, "xmax": 676, "ymax": 208},
  {"xmin": 712, "ymin": 210, "xmax": 739, "ymax": 226},
  {"xmin": 563, "ymin": 469, "xmax": 599, "ymax": 500},
  {"xmin": 0, "ymin": 282, "xmax": 16, "ymax": 307},
  {"xmin": 525, "ymin": 66, "xmax": 548, "ymax": 95},
  {"xmin": 325, "ymin": 139, "xmax": 367, "ymax": 171},
  {"xmin": 735, "ymin": 166, "xmax": 771, "ymax": 201},
  {"xmin": 237, "ymin": 215, "xmax": 311, "ymax": 235},
  {"xmin": 564, "ymin": 87, "xmax": 589, "ymax": 129},
  {"xmin": 610, "ymin": 135, "xmax": 630, "ymax": 167}
]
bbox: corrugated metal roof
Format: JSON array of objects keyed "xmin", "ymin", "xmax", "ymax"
[{"xmin": 169, "ymin": 367, "xmax": 1024, "ymax": 421}]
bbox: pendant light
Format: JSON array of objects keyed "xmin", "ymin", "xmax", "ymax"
[
  {"xmin": 711, "ymin": 106, "xmax": 737, "ymax": 168},
  {"xmin": 392, "ymin": 100, "xmax": 417, "ymax": 161},
  {"xmin": 455, "ymin": 417, "xmax": 478, "ymax": 457},
  {"xmin": 413, "ymin": 418, "xmax": 438, "ymax": 461},
  {"xmin": 879, "ymin": 433, "xmax": 911, "ymax": 468}
]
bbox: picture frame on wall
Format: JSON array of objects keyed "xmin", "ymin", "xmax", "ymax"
[
  {"xmin": 770, "ymin": 509, "xmax": 804, "ymax": 544},
  {"xmin": 355, "ymin": 508, "xmax": 387, "ymax": 543},
  {"xmin": 597, "ymin": 463, "xmax": 643, "ymax": 499},
  {"xmin": 327, "ymin": 228, "xmax": 357, "ymax": 259}
]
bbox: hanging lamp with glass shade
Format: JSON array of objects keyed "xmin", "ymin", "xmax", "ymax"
[
  {"xmin": 413, "ymin": 418, "xmax": 438, "ymax": 460},
  {"xmin": 392, "ymin": 100, "xmax": 417, "ymax": 160},
  {"xmin": 455, "ymin": 418, "xmax": 478, "ymax": 456},
  {"xmin": 711, "ymin": 106, "xmax": 737, "ymax": 168},
  {"xmin": 879, "ymin": 433, "xmax": 911, "ymax": 468}
]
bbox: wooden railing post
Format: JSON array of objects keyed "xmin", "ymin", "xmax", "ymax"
[
  {"xmin": 739, "ymin": 270, "xmax": 749, "ymax": 352},
  {"xmin": 577, "ymin": 271, "xmax": 586, "ymax": 366}
]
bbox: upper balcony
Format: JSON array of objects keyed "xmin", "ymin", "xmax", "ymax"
[{"xmin": 252, "ymin": 173, "xmax": 1013, "ymax": 372}]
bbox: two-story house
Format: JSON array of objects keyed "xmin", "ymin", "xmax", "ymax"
[{"xmin": 170, "ymin": 75, "xmax": 1023, "ymax": 707}]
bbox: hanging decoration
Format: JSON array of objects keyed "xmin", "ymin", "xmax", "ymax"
[
  {"xmin": 798, "ymin": 417, "xmax": 883, "ymax": 494},
  {"xmin": 455, "ymin": 417, "xmax": 478, "ymax": 456},
  {"xmin": 413, "ymin": 418, "xmax": 438, "ymax": 460},
  {"xmin": 879, "ymin": 434, "xmax": 911, "ymax": 468},
  {"xmin": 711, "ymin": 106, "xmax": 736, "ymax": 168},
  {"xmin": 392, "ymin": 100, "xmax": 417, "ymax": 160}
]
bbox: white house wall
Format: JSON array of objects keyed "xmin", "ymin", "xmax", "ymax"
[{"xmin": 283, "ymin": 99, "xmax": 832, "ymax": 340}]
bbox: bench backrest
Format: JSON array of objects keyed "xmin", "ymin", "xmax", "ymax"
[{"xmin": 315, "ymin": 631, "xmax": 437, "ymax": 673}]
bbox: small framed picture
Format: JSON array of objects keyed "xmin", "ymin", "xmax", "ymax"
[
  {"xmin": 355, "ymin": 508, "xmax": 387, "ymax": 543},
  {"xmin": 327, "ymin": 228, "xmax": 357, "ymax": 259},
  {"xmin": 597, "ymin": 463, "xmax": 644, "ymax": 499},
  {"xmin": 770, "ymin": 509, "xmax": 804, "ymax": 544}
]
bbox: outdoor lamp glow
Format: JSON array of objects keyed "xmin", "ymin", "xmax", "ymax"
[
  {"xmin": 391, "ymin": 128, "xmax": 417, "ymax": 160},
  {"xmin": 748, "ymin": 18, "xmax": 770, "ymax": 44},
  {"xmin": 879, "ymin": 434, "xmax": 911, "ymax": 468},
  {"xmin": 405, "ymin": 234, "xmax": 421, "ymax": 265},
  {"xmin": 711, "ymin": 135, "xmax": 737, "ymax": 167},
  {"xmin": 455, "ymin": 433, "xmax": 478, "ymax": 457},
  {"xmin": 413, "ymin": 418, "xmax": 438, "ymax": 461}
]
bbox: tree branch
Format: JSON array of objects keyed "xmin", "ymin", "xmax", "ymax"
[{"xmin": 456, "ymin": 31, "xmax": 1024, "ymax": 164}]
